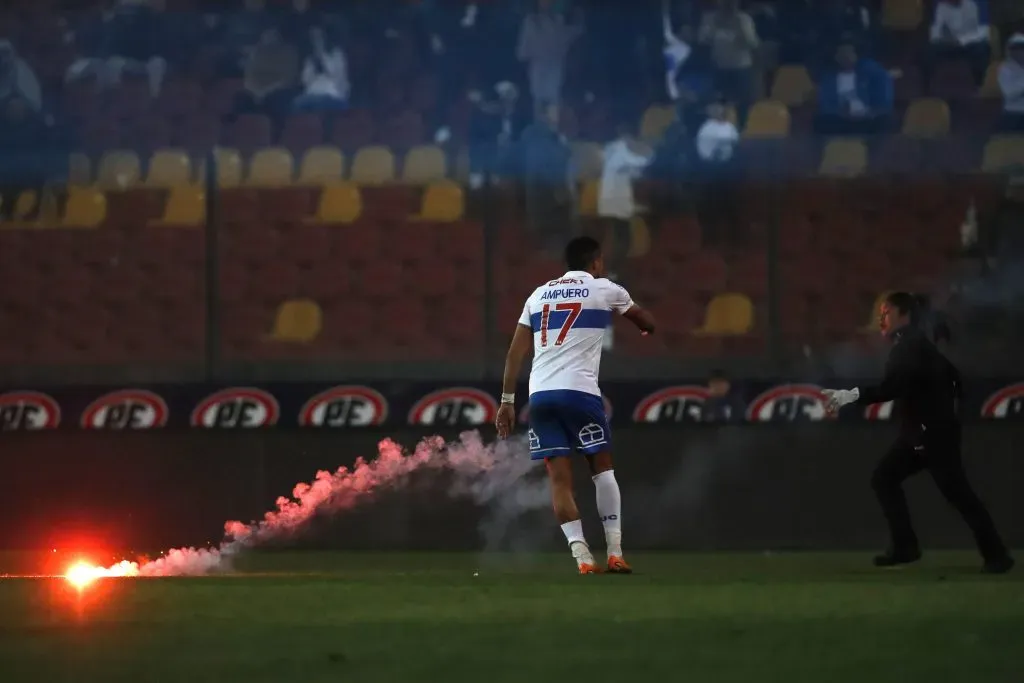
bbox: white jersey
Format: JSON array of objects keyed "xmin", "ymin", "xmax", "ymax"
[{"xmin": 517, "ymin": 270, "xmax": 635, "ymax": 397}]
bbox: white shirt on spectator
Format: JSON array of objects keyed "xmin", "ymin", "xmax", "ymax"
[
  {"xmin": 696, "ymin": 119, "xmax": 739, "ymax": 163},
  {"xmin": 999, "ymin": 55, "xmax": 1024, "ymax": 114},
  {"xmin": 301, "ymin": 48, "xmax": 349, "ymax": 101},
  {"xmin": 598, "ymin": 139, "xmax": 651, "ymax": 220},
  {"xmin": 930, "ymin": 0, "xmax": 989, "ymax": 46}
]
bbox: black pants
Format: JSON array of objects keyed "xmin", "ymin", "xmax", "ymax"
[{"xmin": 871, "ymin": 426, "xmax": 1008, "ymax": 562}]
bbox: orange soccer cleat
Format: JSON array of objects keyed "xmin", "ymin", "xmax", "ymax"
[
  {"xmin": 578, "ymin": 562, "xmax": 599, "ymax": 575},
  {"xmin": 606, "ymin": 556, "xmax": 633, "ymax": 574}
]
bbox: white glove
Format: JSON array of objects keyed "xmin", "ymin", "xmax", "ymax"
[{"xmin": 821, "ymin": 388, "xmax": 860, "ymax": 414}]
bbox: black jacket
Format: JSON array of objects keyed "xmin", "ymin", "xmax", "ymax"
[{"xmin": 855, "ymin": 325, "xmax": 961, "ymax": 436}]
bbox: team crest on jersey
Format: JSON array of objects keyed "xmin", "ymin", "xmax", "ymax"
[
  {"xmin": 518, "ymin": 395, "xmax": 613, "ymax": 424},
  {"xmin": 81, "ymin": 390, "xmax": 169, "ymax": 430},
  {"xmin": 633, "ymin": 386, "xmax": 712, "ymax": 423},
  {"xmin": 299, "ymin": 386, "xmax": 388, "ymax": 427},
  {"xmin": 0, "ymin": 391, "xmax": 61, "ymax": 431},
  {"xmin": 191, "ymin": 388, "xmax": 279, "ymax": 428},
  {"xmin": 747, "ymin": 384, "xmax": 833, "ymax": 422},
  {"xmin": 408, "ymin": 388, "xmax": 497, "ymax": 427},
  {"xmin": 981, "ymin": 383, "xmax": 1024, "ymax": 420}
]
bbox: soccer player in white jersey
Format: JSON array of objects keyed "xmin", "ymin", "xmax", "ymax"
[{"xmin": 495, "ymin": 236, "xmax": 656, "ymax": 574}]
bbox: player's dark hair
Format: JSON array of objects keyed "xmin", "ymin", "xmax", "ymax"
[
  {"xmin": 564, "ymin": 236, "xmax": 602, "ymax": 271},
  {"xmin": 886, "ymin": 291, "xmax": 953, "ymax": 343},
  {"xmin": 885, "ymin": 291, "xmax": 923, "ymax": 324}
]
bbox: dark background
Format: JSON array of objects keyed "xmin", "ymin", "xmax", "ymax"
[{"xmin": 1, "ymin": 424, "xmax": 1020, "ymax": 554}]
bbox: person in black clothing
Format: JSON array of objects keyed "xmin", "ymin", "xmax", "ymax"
[{"xmin": 822, "ymin": 292, "xmax": 1014, "ymax": 574}]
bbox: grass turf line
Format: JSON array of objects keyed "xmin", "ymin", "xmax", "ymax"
[{"xmin": 0, "ymin": 551, "xmax": 1020, "ymax": 683}]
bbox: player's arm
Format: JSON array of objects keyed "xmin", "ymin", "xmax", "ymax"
[
  {"xmin": 605, "ymin": 281, "xmax": 655, "ymax": 334},
  {"xmin": 495, "ymin": 308, "xmax": 533, "ymax": 439},
  {"xmin": 854, "ymin": 339, "xmax": 915, "ymax": 405}
]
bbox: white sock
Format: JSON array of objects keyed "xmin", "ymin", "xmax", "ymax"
[
  {"xmin": 560, "ymin": 519, "xmax": 594, "ymax": 566},
  {"xmin": 593, "ymin": 470, "xmax": 623, "ymax": 558}
]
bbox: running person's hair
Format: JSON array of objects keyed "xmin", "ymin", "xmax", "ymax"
[
  {"xmin": 885, "ymin": 291, "xmax": 952, "ymax": 344},
  {"xmin": 564, "ymin": 236, "xmax": 602, "ymax": 271}
]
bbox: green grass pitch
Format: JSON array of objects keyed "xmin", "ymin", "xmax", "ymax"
[{"xmin": 1, "ymin": 551, "xmax": 1021, "ymax": 683}]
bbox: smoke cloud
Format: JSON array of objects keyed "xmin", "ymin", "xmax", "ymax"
[{"xmin": 86, "ymin": 431, "xmax": 548, "ymax": 577}]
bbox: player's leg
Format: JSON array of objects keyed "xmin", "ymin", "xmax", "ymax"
[
  {"xmin": 585, "ymin": 451, "xmax": 630, "ymax": 574},
  {"xmin": 544, "ymin": 456, "xmax": 596, "ymax": 573},
  {"xmin": 870, "ymin": 437, "xmax": 926, "ymax": 566},
  {"xmin": 529, "ymin": 403, "xmax": 596, "ymax": 574},
  {"xmin": 923, "ymin": 428, "xmax": 1013, "ymax": 573}
]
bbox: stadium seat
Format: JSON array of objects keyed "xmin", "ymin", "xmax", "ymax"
[
  {"xmin": 247, "ymin": 147, "xmax": 295, "ymax": 187},
  {"xmin": 902, "ymin": 98, "xmax": 951, "ymax": 137},
  {"xmin": 268, "ymin": 299, "xmax": 322, "ymax": 343},
  {"xmin": 819, "ymin": 138, "xmax": 868, "ymax": 177},
  {"xmin": 201, "ymin": 148, "xmax": 243, "ymax": 187},
  {"xmin": 639, "ymin": 104, "xmax": 676, "ymax": 143},
  {"xmin": 96, "ymin": 150, "xmax": 142, "ymax": 189},
  {"xmin": 980, "ymin": 62, "xmax": 1003, "ymax": 97},
  {"xmin": 771, "ymin": 65, "xmax": 816, "ymax": 107},
  {"xmin": 298, "ymin": 146, "xmax": 345, "ymax": 185},
  {"xmin": 146, "ymin": 149, "xmax": 192, "ymax": 187},
  {"xmin": 981, "ymin": 135, "xmax": 1024, "ymax": 172},
  {"xmin": 150, "ymin": 186, "xmax": 205, "ymax": 227},
  {"xmin": 350, "ymin": 146, "xmax": 396, "ymax": 184},
  {"xmin": 579, "ymin": 179, "xmax": 599, "ymax": 216},
  {"xmin": 11, "ymin": 191, "xmax": 38, "ymax": 222},
  {"xmin": 413, "ymin": 180, "xmax": 464, "ymax": 222},
  {"xmin": 693, "ymin": 293, "xmax": 754, "ymax": 336},
  {"xmin": 743, "ymin": 100, "xmax": 791, "ymax": 138},
  {"xmin": 402, "ymin": 145, "xmax": 446, "ymax": 183},
  {"xmin": 572, "ymin": 141, "xmax": 604, "ymax": 180},
  {"xmin": 61, "ymin": 187, "xmax": 107, "ymax": 228},
  {"xmin": 69, "ymin": 153, "xmax": 91, "ymax": 186},
  {"xmin": 307, "ymin": 181, "xmax": 362, "ymax": 223},
  {"xmin": 882, "ymin": 0, "xmax": 922, "ymax": 30}
]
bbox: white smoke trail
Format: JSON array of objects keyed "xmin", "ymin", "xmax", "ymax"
[{"xmin": 82, "ymin": 431, "xmax": 546, "ymax": 577}]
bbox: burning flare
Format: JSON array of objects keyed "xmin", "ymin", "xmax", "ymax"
[{"xmin": 64, "ymin": 560, "xmax": 139, "ymax": 589}]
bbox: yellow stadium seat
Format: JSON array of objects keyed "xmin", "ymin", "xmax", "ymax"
[
  {"xmin": 268, "ymin": 299, "xmax": 322, "ymax": 343},
  {"xmin": 199, "ymin": 148, "xmax": 244, "ymax": 187},
  {"xmin": 69, "ymin": 153, "xmax": 91, "ymax": 187},
  {"xmin": 639, "ymin": 104, "xmax": 676, "ymax": 143},
  {"xmin": 146, "ymin": 149, "xmax": 192, "ymax": 187},
  {"xmin": 743, "ymin": 100, "xmax": 791, "ymax": 138},
  {"xmin": 693, "ymin": 293, "xmax": 755, "ymax": 336},
  {"xmin": 61, "ymin": 187, "xmax": 107, "ymax": 228},
  {"xmin": 771, "ymin": 65, "xmax": 816, "ymax": 107},
  {"xmin": 350, "ymin": 146, "xmax": 395, "ymax": 184},
  {"xmin": 982, "ymin": 135, "xmax": 1024, "ymax": 172},
  {"xmin": 882, "ymin": 0, "xmax": 922, "ymax": 30},
  {"xmin": 247, "ymin": 147, "xmax": 294, "ymax": 186},
  {"xmin": 298, "ymin": 146, "xmax": 345, "ymax": 185},
  {"xmin": 819, "ymin": 138, "xmax": 868, "ymax": 177},
  {"xmin": 402, "ymin": 145, "xmax": 447, "ymax": 183},
  {"xmin": 980, "ymin": 62, "xmax": 1002, "ymax": 97},
  {"xmin": 572, "ymin": 142, "xmax": 604, "ymax": 180},
  {"xmin": 96, "ymin": 150, "xmax": 141, "ymax": 189},
  {"xmin": 902, "ymin": 98, "xmax": 951, "ymax": 137},
  {"xmin": 413, "ymin": 180, "xmax": 465, "ymax": 222},
  {"xmin": 579, "ymin": 179, "xmax": 599, "ymax": 217},
  {"xmin": 307, "ymin": 181, "xmax": 362, "ymax": 223},
  {"xmin": 150, "ymin": 186, "xmax": 205, "ymax": 226}
]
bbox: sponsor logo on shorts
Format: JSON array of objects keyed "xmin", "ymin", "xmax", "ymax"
[{"xmin": 518, "ymin": 395, "xmax": 613, "ymax": 424}]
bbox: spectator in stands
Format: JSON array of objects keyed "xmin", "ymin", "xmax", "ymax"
[
  {"xmin": 0, "ymin": 97, "xmax": 57, "ymax": 222},
  {"xmin": 925, "ymin": 0, "xmax": 992, "ymax": 87},
  {"xmin": 212, "ymin": 0, "xmax": 273, "ymax": 77},
  {"xmin": 698, "ymin": 0, "xmax": 759, "ymax": 125},
  {"xmin": 703, "ymin": 369, "xmax": 743, "ymax": 422},
  {"xmin": 235, "ymin": 28, "xmax": 300, "ymax": 121},
  {"xmin": 467, "ymin": 81, "xmax": 527, "ymax": 190},
  {"xmin": 695, "ymin": 98, "xmax": 741, "ymax": 245},
  {"xmin": 598, "ymin": 123, "xmax": 653, "ymax": 275},
  {"xmin": 815, "ymin": 39, "xmax": 893, "ymax": 136},
  {"xmin": 516, "ymin": 0, "xmax": 584, "ymax": 112},
  {"xmin": 521, "ymin": 102, "xmax": 575, "ymax": 249},
  {"xmin": 0, "ymin": 40, "xmax": 42, "ymax": 112},
  {"xmin": 998, "ymin": 34, "xmax": 1024, "ymax": 131},
  {"xmin": 292, "ymin": 27, "xmax": 349, "ymax": 113}
]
